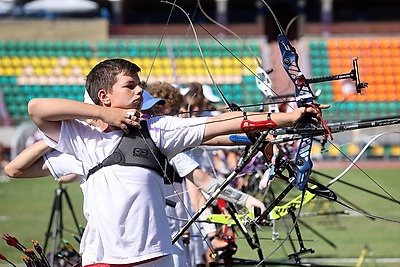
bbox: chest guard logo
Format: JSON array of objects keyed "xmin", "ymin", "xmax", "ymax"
[
  {"xmin": 87, "ymin": 121, "xmax": 167, "ymax": 178},
  {"xmin": 133, "ymin": 147, "xmax": 148, "ymax": 158}
]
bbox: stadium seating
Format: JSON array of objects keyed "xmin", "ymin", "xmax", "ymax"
[
  {"xmin": 309, "ymin": 37, "xmax": 400, "ymax": 121},
  {"xmin": 0, "ymin": 39, "xmax": 265, "ymax": 124},
  {"xmin": 0, "ymin": 38, "xmax": 399, "ymax": 125}
]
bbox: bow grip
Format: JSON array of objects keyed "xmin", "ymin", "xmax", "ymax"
[{"xmin": 294, "ymin": 136, "xmax": 313, "ymax": 190}]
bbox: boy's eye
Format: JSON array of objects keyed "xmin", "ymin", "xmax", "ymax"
[{"xmin": 126, "ymin": 84, "xmax": 138, "ymax": 89}]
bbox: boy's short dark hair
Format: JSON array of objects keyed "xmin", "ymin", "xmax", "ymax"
[{"xmin": 85, "ymin": 58, "xmax": 141, "ymax": 105}]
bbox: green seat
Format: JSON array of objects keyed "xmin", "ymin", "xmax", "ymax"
[
  {"xmin": 43, "ymin": 41, "xmax": 54, "ymax": 51},
  {"xmin": 63, "ymin": 41, "xmax": 74, "ymax": 51},
  {"xmin": 55, "ymin": 50, "xmax": 67, "ymax": 57},
  {"xmin": 14, "ymin": 41, "xmax": 25, "ymax": 51},
  {"xmin": 8, "ymin": 82, "xmax": 17, "ymax": 90},
  {"xmin": 84, "ymin": 50, "xmax": 93, "ymax": 58},
  {"xmin": 98, "ymin": 50, "xmax": 108, "ymax": 58},
  {"xmin": 377, "ymin": 102, "xmax": 387, "ymax": 113},
  {"xmin": 232, "ymin": 84, "xmax": 242, "ymax": 93},
  {"xmin": 1, "ymin": 85, "xmax": 12, "ymax": 94},
  {"xmin": 202, "ymin": 50, "xmax": 212, "ymax": 57},
  {"xmin": 387, "ymin": 102, "xmax": 397, "ymax": 113},
  {"xmin": 5, "ymin": 41, "xmax": 16, "ymax": 51},
  {"xmin": 7, "ymin": 50, "xmax": 17, "ymax": 57},
  {"xmin": 32, "ymin": 85, "xmax": 42, "ymax": 94},
  {"xmin": 368, "ymin": 102, "xmax": 379, "ymax": 113},
  {"xmin": 311, "ymin": 58, "xmax": 321, "ymax": 67},
  {"xmin": 53, "ymin": 41, "xmax": 64, "ymax": 51},
  {"xmin": 37, "ymin": 50, "xmax": 46, "ymax": 57},
  {"xmin": 35, "ymin": 41, "xmax": 47, "ymax": 51},
  {"xmin": 117, "ymin": 41, "xmax": 127, "ymax": 51},
  {"xmin": 107, "ymin": 42, "xmax": 117, "ymax": 51},
  {"xmin": 242, "ymin": 75, "xmax": 253, "ymax": 84},
  {"xmin": 46, "ymin": 50, "xmax": 57, "ymax": 57}
]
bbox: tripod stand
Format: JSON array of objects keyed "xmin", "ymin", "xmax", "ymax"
[{"xmin": 44, "ymin": 183, "xmax": 83, "ymax": 266}]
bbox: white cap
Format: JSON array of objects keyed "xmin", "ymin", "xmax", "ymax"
[
  {"xmin": 202, "ymin": 84, "xmax": 221, "ymax": 103},
  {"xmin": 179, "ymin": 87, "xmax": 191, "ymax": 96}
]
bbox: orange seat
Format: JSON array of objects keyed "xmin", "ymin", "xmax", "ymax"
[
  {"xmin": 376, "ymin": 92, "xmax": 387, "ymax": 101},
  {"xmin": 389, "ymin": 38, "xmax": 400, "ymax": 48},
  {"xmin": 386, "ymin": 92, "xmax": 397, "ymax": 101},
  {"xmin": 360, "ymin": 39, "xmax": 371, "ymax": 49}
]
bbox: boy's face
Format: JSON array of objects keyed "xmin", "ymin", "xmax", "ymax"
[{"xmin": 107, "ymin": 73, "xmax": 143, "ymax": 110}]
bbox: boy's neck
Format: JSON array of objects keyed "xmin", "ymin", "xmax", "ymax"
[{"xmin": 100, "ymin": 123, "xmax": 115, "ymax": 132}]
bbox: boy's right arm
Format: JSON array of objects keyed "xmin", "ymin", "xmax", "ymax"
[{"xmin": 28, "ymin": 98, "xmax": 141, "ymax": 141}]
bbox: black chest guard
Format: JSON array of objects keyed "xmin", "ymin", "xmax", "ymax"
[{"xmin": 87, "ymin": 120, "xmax": 178, "ymax": 183}]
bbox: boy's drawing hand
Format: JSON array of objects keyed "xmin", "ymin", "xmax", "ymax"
[{"xmin": 102, "ymin": 108, "xmax": 142, "ymax": 133}]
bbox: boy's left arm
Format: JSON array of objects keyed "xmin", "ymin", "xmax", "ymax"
[{"xmin": 202, "ymin": 106, "xmax": 329, "ymax": 142}]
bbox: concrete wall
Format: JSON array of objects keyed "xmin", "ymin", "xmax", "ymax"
[{"xmin": 0, "ymin": 18, "xmax": 109, "ymax": 42}]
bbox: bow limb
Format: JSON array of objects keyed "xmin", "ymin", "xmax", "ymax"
[
  {"xmin": 161, "ymin": 1, "xmax": 232, "ymax": 110},
  {"xmin": 197, "ymin": 0, "xmax": 291, "ymax": 113},
  {"xmin": 172, "ymin": 130, "xmax": 270, "ymax": 244}
]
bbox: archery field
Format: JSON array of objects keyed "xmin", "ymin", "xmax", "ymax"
[{"xmin": 0, "ymin": 166, "xmax": 399, "ymax": 266}]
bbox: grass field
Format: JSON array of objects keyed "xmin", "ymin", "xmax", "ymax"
[{"xmin": 0, "ymin": 166, "xmax": 399, "ymax": 266}]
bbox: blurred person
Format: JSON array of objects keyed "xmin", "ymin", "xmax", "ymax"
[
  {"xmin": 27, "ymin": 58, "xmax": 327, "ymax": 267},
  {"xmin": 200, "ymin": 84, "xmax": 221, "ymax": 117},
  {"xmin": 147, "ymin": 82, "xmax": 267, "ymax": 265},
  {"xmin": 179, "ymin": 82, "xmax": 206, "ymax": 117},
  {"xmin": 0, "ymin": 88, "xmax": 11, "ymax": 126},
  {"xmin": 0, "ymin": 142, "xmax": 10, "ymax": 181}
]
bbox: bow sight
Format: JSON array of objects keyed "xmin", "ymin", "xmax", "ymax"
[{"xmin": 304, "ymin": 57, "xmax": 369, "ymax": 95}]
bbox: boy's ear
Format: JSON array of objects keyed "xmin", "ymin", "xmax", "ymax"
[{"xmin": 98, "ymin": 89, "xmax": 111, "ymax": 106}]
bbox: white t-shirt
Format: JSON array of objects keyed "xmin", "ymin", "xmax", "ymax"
[
  {"xmin": 44, "ymin": 149, "xmax": 84, "ymax": 180},
  {"xmin": 169, "ymin": 151, "xmax": 199, "ymax": 178},
  {"xmin": 41, "ymin": 116, "xmax": 207, "ymax": 265}
]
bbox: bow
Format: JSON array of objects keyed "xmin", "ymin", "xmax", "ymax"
[
  {"xmin": 261, "ymin": 0, "xmax": 371, "ymax": 191},
  {"xmin": 161, "ymin": 1, "xmax": 274, "ymax": 247},
  {"xmin": 150, "ymin": 2, "xmax": 399, "ymax": 265}
]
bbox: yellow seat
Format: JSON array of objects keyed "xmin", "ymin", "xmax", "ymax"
[
  {"xmin": 372, "ymin": 145, "xmax": 385, "ymax": 157},
  {"xmin": 5, "ymin": 66, "xmax": 15, "ymax": 76},
  {"xmin": 11, "ymin": 56, "xmax": 21, "ymax": 67},
  {"xmin": 21, "ymin": 56, "xmax": 31, "ymax": 66},
  {"xmin": 31, "ymin": 57, "xmax": 41, "ymax": 67},
  {"xmin": 34, "ymin": 67, "xmax": 44, "ymax": 76},
  {"xmin": 390, "ymin": 145, "xmax": 400, "ymax": 156},
  {"xmin": 63, "ymin": 67, "xmax": 72, "ymax": 76},
  {"xmin": 1, "ymin": 56, "xmax": 12, "ymax": 67},
  {"xmin": 40, "ymin": 57, "xmax": 51, "ymax": 67},
  {"xmin": 327, "ymin": 143, "xmax": 341, "ymax": 157},
  {"xmin": 82, "ymin": 67, "xmax": 92, "ymax": 76},
  {"xmin": 49, "ymin": 57, "xmax": 59, "ymax": 67}
]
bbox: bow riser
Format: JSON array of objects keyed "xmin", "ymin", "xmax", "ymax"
[{"xmin": 277, "ymin": 33, "xmax": 317, "ymax": 190}]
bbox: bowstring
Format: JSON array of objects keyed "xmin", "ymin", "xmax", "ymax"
[
  {"xmin": 325, "ymin": 131, "xmax": 400, "ymax": 203},
  {"xmin": 184, "ymin": 5, "xmax": 310, "ymax": 263},
  {"xmin": 140, "ymin": 0, "xmax": 218, "ymax": 255},
  {"xmin": 145, "ymin": 1, "xmax": 398, "ymax": 263}
]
